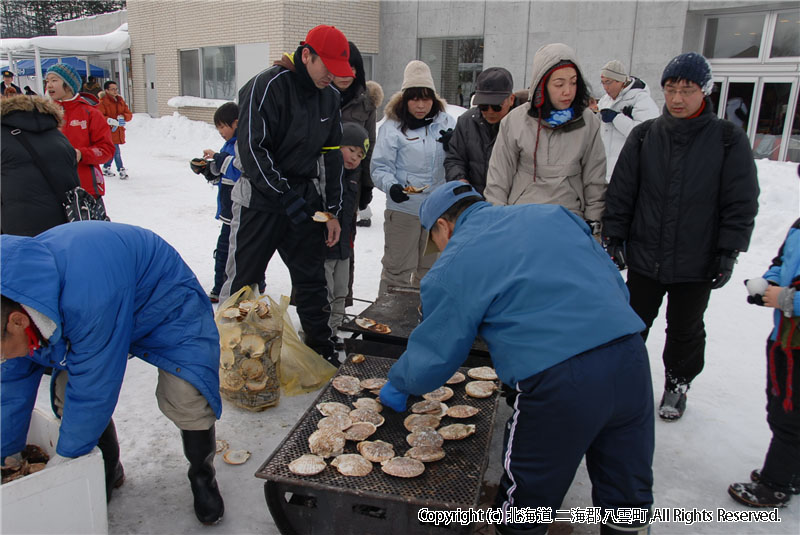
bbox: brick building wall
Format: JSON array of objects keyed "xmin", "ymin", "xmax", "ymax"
[{"xmin": 127, "ymin": 0, "xmax": 379, "ymax": 123}]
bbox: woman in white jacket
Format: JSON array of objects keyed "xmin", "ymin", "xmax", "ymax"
[
  {"xmin": 370, "ymin": 60, "xmax": 456, "ymax": 295},
  {"xmin": 597, "ymin": 59, "xmax": 660, "ymax": 181}
]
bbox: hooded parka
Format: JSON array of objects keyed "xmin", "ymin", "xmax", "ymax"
[
  {"xmin": 484, "ymin": 43, "xmax": 606, "ymax": 223},
  {"xmin": 598, "ymin": 76, "xmax": 660, "ymax": 180},
  {"xmin": 1, "ymin": 95, "xmax": 80, "ymax": 236},
  {"xmin": 0, "ymin": 222, "xmax": 222, "ymax": 459}
]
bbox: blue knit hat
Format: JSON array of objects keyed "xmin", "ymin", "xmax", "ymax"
[
  {"xmin": 661, "ymin": 52, "xmax": 713, "ymax": 95},
  {"xmin": 46, "ymin": 63, "xmax": 82, "ymax": 96}
]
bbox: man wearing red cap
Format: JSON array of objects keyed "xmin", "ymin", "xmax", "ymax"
[{"xmin": 222, "ymin": 25, "xmax": 352, "ymax": 366}]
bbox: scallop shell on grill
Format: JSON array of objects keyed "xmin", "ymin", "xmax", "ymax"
[
  {"xmin": 352, "ymin": 397, "xmax": 383, "ymax": 413},
  {"xmin": 354, "ymin": 317, "xmax": 376, "ymax": 329},
  {"xmin": 308, "ymin": 429, "xmax": 346, "ymax": 458},
  {"xmin": 317, "ymin": 401, "xmax": 351, "ymax": 416},
  {"xmin": 446, "ymin": 405, "xmax": 481, "ymax": 419},
  {"xmin": 411, "ymin": 399, "xmax": 442, "ymax": 414},
  {"xmin": 349, "ymin": 408, "xmax": 384, "ymax": 427},
  {"xmin": 367, "ymin": 323, "xmax": 391, "ymax": 334},
  {"xmin": 467, "ymin": 366, "xmax": 498, "ymax": 381},
  {"xmin": 288, "ymin": 453, "xmax": 327, "ymax": 476},
  {"xmin": 344, "ymin": 421, "xmax": 377, "ymax": 441},
  {"xmin": 332, "ymin": 375, "xmax": 363, "ymax": 396},
  {"xmin": 318, "ymin": 413, "xmax": 353, "ymax": 431},
  {"xmin": 446, "ymin": 371, "xmax": 466, "ymax": 384},
  {"xmin": 331, "ymin": 454, "xmax": 373, "ymax": 476},
  {"xmin": 381, "ymin": 457, "xmax": 425, "ymax": 478},
  {"xmin": 465, "ymin": 380, "xmax": 497, "ymax": 398},
  {"xmin": 359, "ymin": 377, "xmax": 387, "ymax": 390},
  {"xmin": 407, "ymin": 426, "xmax": 445, "ymax": 448},
  {"xmin": 351, "ymin": 353, "xmax": 366, "ymax": 363},
  {"xmin": 223, "ymin": 449, "xmax": 251, "ymax": 465},
  {"xmin": 404, "ymin": 413, "xmax": 441, "ymax": 432},
  {"xmin": 356, "ymin": 440, "xmax": 395, "ymax": 462},
  {"xmin": 422, "ymin": 386, "xmax": 453, "ymax": 402},
  {"xmin": 405, "ymin": 446, "xmax": 446, "ymax": 462},
  {"xmin": 438, "ymin": 423, "xmax": 476, "ymax": 440}
]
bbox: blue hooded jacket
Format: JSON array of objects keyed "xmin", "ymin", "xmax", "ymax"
[
  {"xmin": 764, "ymin": 219, "xmax": 800, "ymax": 340},
  {"xmin": 1, "ymin": 222, "xmax": 222, "ymax": 458},
  {"xmin": 388, "ymin": 202, "xmax": 646, "ymax": 395}
]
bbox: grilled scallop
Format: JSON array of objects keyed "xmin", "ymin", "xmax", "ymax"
[
  {"xmin": 467, "ymin": 366, "xmax": 497, "ymax": 381},
  {"xmin": 422, "ymin": 386, "xmax": 453, "ymax": 402},
  {"xmin": 407, "ymin": 426, "xmax": 445, "ymax": 448},
  {"xmin": 317, "ymin": 402, "xmax": 352, "ymax": 417},
  {"xmin": 357, "ymin": 440, "xmax": 395, "ymax": 463},
  {"xmin": 288, "ymin": 454, "xmax": 327, "ymax": 476},
  {"xmin": 359, "ymin": 377, "xmax": 387, "ymax": 390},
  {"xmin": 465, "ymin": 380, "xmax": 497, "ymax": 398},
  {"xmin": 332, "ymin": 375, "xmax": 363, "ymax": 396},
  {"xmin": 344, "ymin": 421, "xmax": 377, "ymax": 441},
  {"xmin": 446, "ymin": 405, "xmax": 480, "ymax": 419},
  {"xmin": 438, "ymin": 423, "xmax": 476, "ymax": 440},
  {"xmin": 331, "ymin": 454, "xmax": 373, "ymax": 476},
  {"xmin": 318, "ymin": 413, "xmax": 353, "ymax": 431},
  {"xmin": 349, "ymin": 408, "xmax": 385, "ymax": 427},
  {"xmin": 381, "ymin": 457, "xmax": 425, "ymax": 478},
  {"xmin": 353, "ymin": 397, "xmax": 383, "ymax": 413},
  {"xmin": 404, "ymin": 413, "xmax": 441, "ymax": 432},
  {"xmin": 411, "ymin": 399, "xmax": 442, "ymax": 414},
  {"xmin": 405, "ymin": 446, "xmax": 445, "ymax": 462},
  {"xmin": 446, "ymin": 371, "xmax": 466, "ymax": 384},
  {"xmin": 308, "ymin": 428, "xmax": 346, "ymax": 458}
]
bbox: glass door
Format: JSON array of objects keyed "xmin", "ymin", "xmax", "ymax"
[
  {"xmin": 723, "ymin": 79, "xmax": 757, "ymax": 136},
  {"xmin": 752, "ymin": 78, "xmax": 796, "ymax": 160}
]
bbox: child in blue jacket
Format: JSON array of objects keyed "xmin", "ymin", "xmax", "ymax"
[{"xmin": 731, "ymin": 216, "xmax": 800, "ymax": 507}]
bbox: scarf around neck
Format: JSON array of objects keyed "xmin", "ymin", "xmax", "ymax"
[{"xmin": 544, "ymin": 107, "xmax": 575, "ymax": 127}]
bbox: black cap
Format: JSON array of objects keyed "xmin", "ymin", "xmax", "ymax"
[
  {"xmin": 473, "ymin": 67, "xmax": 513, "ymax": 106},
  {"xmin": 2, "ymin": 71, "xmax": 13, "ymax": 78}
]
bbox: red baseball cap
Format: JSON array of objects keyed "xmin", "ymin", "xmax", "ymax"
[{"xmin": 301, "ymin": 25, "xmax": 352, "ymax": 78}]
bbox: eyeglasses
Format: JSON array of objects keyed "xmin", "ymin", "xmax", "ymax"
[
  {"xmin": 663, "ymin": 87, "xmax": 700, "ymax": 98},
  {"xmin": 479, "ymin": 104, "xmax": 503, "ymax": 112}
]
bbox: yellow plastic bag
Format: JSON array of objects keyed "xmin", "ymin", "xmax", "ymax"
[
  {"xmin": 278, "ymin": 295, "xmax": 337, "ymax": 396},
  {"xmin": 215, "ymin": 287, "xmax": 287, "ymax": 411}
]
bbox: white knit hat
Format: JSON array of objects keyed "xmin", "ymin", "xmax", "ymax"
[
  {"xmin": 401, "ymin": 60, "xmax": 436, "ymax": 92},
  {"xmin": 601, "ymin": 60, "xmax": 628, "ymax": 83}
]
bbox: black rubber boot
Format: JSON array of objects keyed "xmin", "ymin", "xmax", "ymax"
[
  {"xmin": 181, "ymin": 426, "xmax": 225, "ymax": 524},
  {"xmin": 97, "ymin": 419, "xmax": 125, "ymax": 503}
]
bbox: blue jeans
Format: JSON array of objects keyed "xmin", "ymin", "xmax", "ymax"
[{"xmin": 104, "ymin": 145, "xmax": 123, "ymax": 170}]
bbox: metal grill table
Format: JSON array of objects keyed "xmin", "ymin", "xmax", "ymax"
[{"xmin": 256, "ymin": 354, "xmax": 501, "ymax": 535}]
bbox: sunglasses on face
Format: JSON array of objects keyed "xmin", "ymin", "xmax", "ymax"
[{"xmin": 479, "ymin": 104, "xmax": 503, "ymax": 112}]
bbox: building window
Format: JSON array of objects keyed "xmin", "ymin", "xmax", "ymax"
[
  {"xmin": 703, "ymin": 14, "xmax": 765, "ymax": 59},
  {"xmin": 179, "ymin": 46, "xmax": 236, "ymax": 100},
  {"xmin": 418, "ymin": 37, "xmax": 483, "ymax": 107},
  {"xmin": 770, "ymin": 9, "xmax": 800, "ymax": 58}
]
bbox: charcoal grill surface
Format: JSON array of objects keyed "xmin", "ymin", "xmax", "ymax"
[{"xmin": 256, "ymin": 354, "xmax": 500, "ymax": 509}]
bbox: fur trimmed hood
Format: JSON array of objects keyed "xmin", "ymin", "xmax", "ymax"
[
  {"xmin": 366, "ymin": 80, "xmax": 384, "ymax": 110},
  {"xmin": 1, "ymin": 94, "xmax": 64, "ymax": 123},
  {"xmin": 383, "ymin": 90, "xmax": 448, "ymax": 123}
]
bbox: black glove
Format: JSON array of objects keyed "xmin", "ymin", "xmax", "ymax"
[
  {"xmin": 604, "ymin": 237, "xmax": 627, "ymax": 270},
  {"xmin": 190, "ymin": 158, "xmax": 217, "ymax": 182},
  {"xmin": 279, "ymin": 188, "xmax": 313, "ymax": 225},
  {"xmin": 585, "ymin": 220, "xmax": 602, "ymax": 237},
  {"xmin": 389, "ymin": 184, "xmax": 409, "ymax": 203},
  {"xmin": 621, "ymin": 105, "xmax": 634, "ymax": 119},
  {"xmin": 359, "ymin": 186, "xmax": 373, "ymax": 211},
  {"xmin": 600, "ymin": 109, "xmax": 618, "ymax": 123},
  {"xmin": 711, "ymin": 250, "xmax": 738, "ymax": 289},
  {"xmin": 437, "ymin": 128, "xmax": 454, "ymax": 152}
]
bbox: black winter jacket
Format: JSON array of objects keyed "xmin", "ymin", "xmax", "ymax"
[
  {"xmin": 443, "ymin": 107, "xmax": 500, "ymax": 194},
  {"xmin": 1, "ymin": 95, "xmax": 80, "ymax": 236},
  {"xmin": 603, "ymin": 99, "xmax": 759, "ymax": 283},
  {"xmin": 326, "ymin": 167, "xmax": 359, "ymax": 261},
  {"xmin": 236, "ymin": 49, "xmax": 343, "ymax": 216}
]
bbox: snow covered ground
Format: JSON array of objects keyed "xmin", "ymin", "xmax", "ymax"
[{"xmin": 30, "ymin": 111, "xmax": 800, "ymax": 534}]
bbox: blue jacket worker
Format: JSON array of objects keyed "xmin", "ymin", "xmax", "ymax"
[
  {"xmin": 380, "ymin": 182, "xmax": 654, "ymax": 535},
  {"xmin": 0, "ymin": 222, "xmax": 225, "ymax": 525}
]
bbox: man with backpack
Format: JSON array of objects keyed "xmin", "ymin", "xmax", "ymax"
[{"xmin": 602, "ymin": 52, "xmax": 759, "ymax": 421}]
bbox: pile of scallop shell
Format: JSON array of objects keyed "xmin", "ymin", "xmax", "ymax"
[
  {"xmin": 216, "ymin": 298, "xmax": 283, "ymax": 410},
  {"xmin": 287, "ymin": 359, "xmax": 498, "ymax": 479},
  {"xmin": 1, "ymin": 445, "xmax": 50, "ymax": 484}
]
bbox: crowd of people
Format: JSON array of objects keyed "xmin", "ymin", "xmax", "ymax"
[{"xmin": 1, "ymin": 22, "xmax": 795, "ymax": 533}]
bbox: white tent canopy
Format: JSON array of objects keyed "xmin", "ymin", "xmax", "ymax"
[{"xmin": 0, "ymin": 24, "xmax": 130, "ymax": 100}]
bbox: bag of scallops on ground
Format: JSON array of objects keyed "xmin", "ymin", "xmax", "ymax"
[{"xmin": 215, "ymin": 287, "xmax": 287, "ymax": 411}]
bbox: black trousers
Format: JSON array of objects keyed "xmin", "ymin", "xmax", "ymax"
[
  {"xmin": 221, "ymin": 202, "xmax": 333, "ymax": 355},
  {"xmin": 212, "ymin": 223, "xmax": 231, "ymax": 295},
  {"xmin": 762, "ymin": 338, "xmax": 800, "ymax": 492},
  {"xmin": 626, "ymin": 270, "xmax": 712, "ymax": 390}
]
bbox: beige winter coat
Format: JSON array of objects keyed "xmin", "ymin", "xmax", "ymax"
[{"xmin": 484, "ymin": 43, "xmax": 606, "ymax": 222}]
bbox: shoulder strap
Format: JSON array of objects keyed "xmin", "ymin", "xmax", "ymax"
[
  {"xmin": 4, "ymin": 125, "xmax": 68, "ymax": 202},
  {"xmin": 636, "ymin": 118, "xmax": 657, "ymax": 144},
  {"xmin": 721, "ymin": 120, "xmax": 735, "ymax": 158}
]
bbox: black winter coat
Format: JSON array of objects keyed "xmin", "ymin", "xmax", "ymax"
[
  {"xmin": 326, "ymin": 167, "xmax": 359, "ymax": 260},
  {"xmin": 1, "ymin": 95, "xmax": 80, "ymax": 237},
  {"xmin": 236, "ymin": 49, "xmax": 343, "ymax": 216},
  {"xmin": 603, "ymin": 100, "xmax": 759, "ymax": 283},
  {"xmin": 443, "ymin": 107, "xmax": 500, "ymax": 194}
]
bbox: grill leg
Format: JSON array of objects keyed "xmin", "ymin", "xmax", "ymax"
[{"xmin": 265, "ymin": 481, "xmax": 299, "ymax": 535}]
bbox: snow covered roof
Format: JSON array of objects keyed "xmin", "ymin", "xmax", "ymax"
[{"xmin": 0, "ymin": 24, "xmax": 130, "ymax": 60}]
